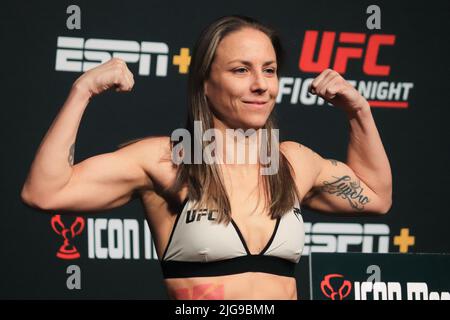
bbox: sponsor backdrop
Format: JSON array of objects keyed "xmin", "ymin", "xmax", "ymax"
[
  {"xmin": 1, "ymin": 0, "xmax": 449, "ymax": 299},
  {"xmin": 310, "ymin": 253, "xmax": 450, "ymax": 300}
]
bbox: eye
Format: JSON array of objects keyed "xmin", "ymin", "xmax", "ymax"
[
  {"xmin": 233, "ymin": 67, "xmax": 276, "ymax": 75},
  {"xmin": 233, "ymin": 67, "xmax": 248, "ymax": 73}
]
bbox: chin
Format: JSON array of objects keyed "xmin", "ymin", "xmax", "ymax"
[{"xmin": 238, "ymin": 117, "xmax": 269, "ymax": 130}]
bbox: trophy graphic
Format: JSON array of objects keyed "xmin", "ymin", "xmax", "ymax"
[
  {"xmin": 51, "ymin": 215, "xmax": 85, "ymax": 259},
  {"xmin": 320, "ymin": 274, "xmax": 352, "ymax": 300}
]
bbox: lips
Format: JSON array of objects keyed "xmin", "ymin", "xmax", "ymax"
[
  {"xmin": 242, "ymin": 101, "xmax": 268, "ymax": 104},
  {"xmin": 242, "ymin": 101, "xmax": 269, "ymax": 111}
]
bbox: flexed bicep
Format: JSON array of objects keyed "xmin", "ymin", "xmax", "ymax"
[
  {"xmin": 36, "ymin": 139, "xmax": 155, "ymax": 213},
  {"xmin": 303, "ymin": 152, "xmax": 390, "ymax": 215}
]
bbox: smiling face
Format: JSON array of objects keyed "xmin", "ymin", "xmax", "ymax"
[{"xmin": 203, "ymin": 27, "xmax": 279, "ymax": 131}]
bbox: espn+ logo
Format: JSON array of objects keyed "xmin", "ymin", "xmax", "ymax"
[{"xmin": 55, "ymin": 36, "xmax": 169, "ymax": 76}]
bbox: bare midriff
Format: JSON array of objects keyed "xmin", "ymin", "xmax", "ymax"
[{"xmin": 164, "ymin": 272, "xmax": 297, "ymax": 300}]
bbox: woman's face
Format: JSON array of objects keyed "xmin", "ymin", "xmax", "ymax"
[{"xmin": 204, "ymin": 27, "xmax": 279, "ymax": 130}]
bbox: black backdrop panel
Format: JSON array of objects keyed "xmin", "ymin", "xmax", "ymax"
[{"xmin": 1, "ymin": 0, "xmax": 449, "ymax": 299}]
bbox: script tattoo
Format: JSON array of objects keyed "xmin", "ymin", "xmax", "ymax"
[
  {"xmin": 68, "ymin": 143, "xmax": 75, "ymax": 166},
  {"xmin": 320, "ymin": 175, "xmax": 370, "ymax": 211}
]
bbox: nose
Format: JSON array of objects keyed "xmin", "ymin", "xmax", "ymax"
[{"xmin": 250, "ymin": 71, "xmax": 268, "ymax": 93}]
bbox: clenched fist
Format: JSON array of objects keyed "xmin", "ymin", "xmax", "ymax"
[
  {"xmin": 72, "ymin": 58, "xmax": 135, "ymax": 98},
  {"xmin": 308, "ymin": 69, "xmax": 369, "ymax": 115}
]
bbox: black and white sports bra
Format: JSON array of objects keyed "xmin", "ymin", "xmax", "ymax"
[{"xmin": 160, "ymin": 196, "xmax": 305, "ymax": 279}]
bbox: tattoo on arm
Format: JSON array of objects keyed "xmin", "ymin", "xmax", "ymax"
[
  {"xmin": 320, "ymin": 175, "xmax": 370, "ymax": 211},
  {"xmin": 327, "ymin": 159, "xmax": 338, "ymax": 166},
  {"xmin": 303, "ymin": 159, "xmax": 339, "ymax": 202},
  {"xmin": 68, "ymin": 143, "xmax": 75, "ymax": 166}
]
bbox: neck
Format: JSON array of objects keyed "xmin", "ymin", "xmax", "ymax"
[{"xmin": 211, "ymin": 117, "xmax": 263, "ymax": 167}]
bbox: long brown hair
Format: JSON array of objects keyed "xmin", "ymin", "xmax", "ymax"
[{"xmin": 163, "ymin": 15, "xmax": 301, "ymax": 224}]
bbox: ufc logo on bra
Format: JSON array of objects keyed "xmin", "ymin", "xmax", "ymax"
[{"xmin": 186, "ymin": 209, "xmax": 218, "ymax": 224}]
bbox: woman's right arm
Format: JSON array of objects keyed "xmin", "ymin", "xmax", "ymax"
[{"xmin": 20, "ymin": 58, "xmax": 154, "ymax": 212}]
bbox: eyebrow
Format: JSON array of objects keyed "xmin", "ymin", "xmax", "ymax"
[{"xmin": 227, "ymin": 59, "xmax": 277, "ymax": 66}]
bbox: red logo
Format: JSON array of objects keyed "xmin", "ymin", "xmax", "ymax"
[
  {"xmin": 299, "ymin": 31, "xmax": 395, "ymax": 76},
  {"xmin": 320, "ymin": 274, "xmax": 352, "ymax": 300},
  {"xmin": 51, "ymin": 215, "xmax": 85, "ymax": 259}
]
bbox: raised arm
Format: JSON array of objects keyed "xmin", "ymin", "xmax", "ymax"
[
  {"xmin": 20, "ymin": 58, "xmax": 153, "ymax": 213},
  {"xmin": 283, "ymin": 69, "xmax": 392, "ymax": 215}
]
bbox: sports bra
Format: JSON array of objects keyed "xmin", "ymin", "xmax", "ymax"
[{"xmin": 160, "ymin": 196, "xmax": 305, "ymax": 279}]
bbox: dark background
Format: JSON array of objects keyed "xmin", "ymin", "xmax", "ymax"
[{"xmin": 1, "ymin": 0, "xmax": 449, "ymax": 299}]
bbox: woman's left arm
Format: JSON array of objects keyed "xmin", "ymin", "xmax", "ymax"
[{"xmin": 300, "ymin": 69, "xmax": 392, "ymax": 214}]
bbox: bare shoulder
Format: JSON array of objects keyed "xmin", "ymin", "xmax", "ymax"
[
  {"xmin": 117, "ymin": 135, "xmax": 170, "ymax": 162},
  {"xmin": 280, "ymin": 140, "xmax": 320, "ymax": 171},
  {"xmin": 280, "ymin": 140, "xmax": 323, "ymax": 200}
]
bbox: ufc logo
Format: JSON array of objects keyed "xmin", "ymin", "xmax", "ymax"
[
  {"xmin": 186, "ymin": 209, "xmax": 217, "ymax": 224},
  {"xmin": 299, "ymin": 31, "xmax": 396, "ymax": 76},
  {"xmin": 55, "ymin": 36, "xmax": 169, "ymax": 76}
]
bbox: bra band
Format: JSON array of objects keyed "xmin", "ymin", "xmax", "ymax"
[{"xmin": 160, "ymin": 255, "xmax": 296, "ymax": 279}]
